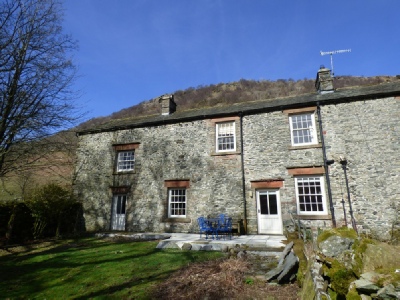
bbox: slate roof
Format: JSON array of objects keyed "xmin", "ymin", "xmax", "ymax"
[{"xmin": 77, "ymin": 81, "xmax": 400, "ymax": 136}]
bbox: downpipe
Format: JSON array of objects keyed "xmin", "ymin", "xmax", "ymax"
[
  {"xmin": 239, "ymin": 112, "xmax": 247, "ymax": 234},
  {"xmin": 340, "ymin": 158, "xmax": 358, "ymax": 234},
  {"xmin": 316, "ymin": 103, "xmax": 336, "ymax": 227}
]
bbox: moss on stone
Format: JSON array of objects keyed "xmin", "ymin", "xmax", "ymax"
[
  {"xmin": 298, "ymin": 266, "xmax": 315, "ymax": 300},
  {"xmin": 327, "ymin": 288, "xmax": 338, "ymax": 300},
  {"xmin": 351, "ymin": 238, "xmax": 376, "ymax": 276},
  {"xmin": 285, "ymin": 232, "xmax": 308, "ymax": 287},
  {"xmin": 375, "ymin": 268, "xmax": 400, "ymax": 287},
  {"xmin": 346, "ymin": 285, "xmax": 361, "ymax": 300},
  {"xmin": 317, "ymin": 226, "xmax": 357, "ymax": 245},
  {"xmin": 326, "ymin": 260, "xmax": 357, "ymax": 297}
]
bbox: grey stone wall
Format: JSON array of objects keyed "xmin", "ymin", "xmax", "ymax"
[
  {"xmin": 321, "ymin": 96, "xmax": 400, "ymax": 239},
  {"xmin": 74, "ymin": 119, "xmax": 243, "ymax": 233},
  {"xmin": 241, "ymin": 96, "xmax": 399, "ymax": 239},
  {"xmin": 74, "ymin": 95, "xmax": 400, "ymax": 240},
  {"xmin": 242, "ymin": 110, "xmax": 326, "ymax": 233}
]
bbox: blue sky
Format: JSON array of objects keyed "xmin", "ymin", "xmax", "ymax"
[{"xmin": 62, "ymin": 0, "xmax": 400, "ymax": 120}]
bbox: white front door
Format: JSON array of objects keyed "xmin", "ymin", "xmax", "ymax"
[
  {"xmin": 112, "ymin": 195, "xmax": 126, "ymax": 231},
  {"xmin": 256, "ymin": 189, "xmax": 283, "ymax": 234}
]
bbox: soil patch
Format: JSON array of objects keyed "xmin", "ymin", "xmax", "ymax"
[{"xmin": 152, "ymin": 253, "xmax": 300, "ymax": 299}]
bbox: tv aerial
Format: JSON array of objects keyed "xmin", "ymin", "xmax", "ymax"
[{"xmin": 320, "ymin": 49, "xmax": 351, "ymax": 76}]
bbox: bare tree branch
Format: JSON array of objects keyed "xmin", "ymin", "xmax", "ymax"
[{"xmin": 0, "ymin": 0, "xmax": 80, "ymax": 177}]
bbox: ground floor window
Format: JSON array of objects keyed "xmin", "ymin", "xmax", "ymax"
[
  {"xmin": 168, "ymin": 188, "xmax": 186, "ymax": 218},
  {"xmin": 295, "ymin": 176, "xmax": 327, "ymax": 215}
]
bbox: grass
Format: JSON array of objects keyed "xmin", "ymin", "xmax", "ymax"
[{"xmin": 0, "ymin": 237, "xmax": 223, "ymax": 299}]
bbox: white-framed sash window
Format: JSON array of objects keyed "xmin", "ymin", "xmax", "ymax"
[
  {"xmin": 289, "ymin": 113, "xmax": 317, "ymax": 146},
  {"xmin": 295, "ymin": 176, "xmax": 327, "ymax": 215},
  {"xmin": 117, "ymin": 151, "xmax": 135, "ymax": 172},
  {"xmin": 216, "ymin": 121, "xmax": 236, "ymax": 152},
  {"xmin": 168, "ymin": 188, "xmax": 186, "ymax": 218}
]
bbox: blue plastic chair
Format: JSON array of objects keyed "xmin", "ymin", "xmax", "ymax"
[
  {"xmin": 218, "ymin": 213, "xmax": 225, "ymax": 224},
  {"xmin": 218, "ymin": 217, "xmax": 233, "ymax": 240},
  {"xmin": 197, "ymin": 217, "xmax": 214, "ymax": 239}
]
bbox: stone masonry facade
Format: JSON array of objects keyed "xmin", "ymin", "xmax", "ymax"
[{"xmin": 74, "ymin": 78, "xmax": 400, "ymax": 241}]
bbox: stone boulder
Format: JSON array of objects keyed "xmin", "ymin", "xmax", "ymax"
[
  {"xmin": 318, "ymin": 235, "xmax": 354, "ymax": 258},
  {"xmin": 376, "ymin": 284, "xmax": 400, "ymax": 299},
  {"xmin": 266, "ymin": 242, "xmax": 299, "ymax": 284},
  {"xmin": 181, "ymin": 243, "xmax": 192, "ymax": 250},
  {"xmin": 361, "ymin": 242, "xmax": 400, "ymax": 273},
  {"xmin": 351, "ymin": 272, "xmax": 400, "ymax": 298},
  {"xmin": 353, "ymin": 278, "xmax": 380, "ymax": 295}
]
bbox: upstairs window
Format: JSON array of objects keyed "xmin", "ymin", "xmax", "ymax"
[
  {"xmin": 289, "ymin": 113, "xmax": 317, "ymax": 146},
  {"xmin": 117, "ymin": 151, "xmax": 135, "ymax": 172},
  {"xmin": 295, "ymin": 176, "xmax": 327, "ymax": 215},
  {"xmin": 216, "ymin": 122, "xmax": 236, "ymax": 152},
  {"xmin": 113, "ymin": 143, "xmax": 140, "ymax": 173}
]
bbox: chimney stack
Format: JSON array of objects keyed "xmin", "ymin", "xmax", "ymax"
[
  {"xmin": 315, "ymin": 65, "xmax": 334, "ymax": 94},
  {"xmin": 159, "ymin": 94, "xmax": 176, "ymax": 115}
]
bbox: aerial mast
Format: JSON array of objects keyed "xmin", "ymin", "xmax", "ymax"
[{"xmin": 320, "ymin": 49, "xmax": 351, "ymax": 76}]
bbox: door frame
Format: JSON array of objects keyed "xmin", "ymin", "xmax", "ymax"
[{"xmin": 256, "ymin": 189, "xmax": 283, "ymax": 234}]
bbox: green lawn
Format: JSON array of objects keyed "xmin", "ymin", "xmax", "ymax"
[{"xmin": 0, "ymin": 237, "xmax": 223, "ymax": 299}]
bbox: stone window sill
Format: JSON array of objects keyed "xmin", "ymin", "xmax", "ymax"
[
  {"xmin": 163, "ymin": 218, "xmax": 191, "ymax": 223},
  {"xmin": 295, "ymin": 214, "xmax": 331, "ymax": 220},
  {"xmin": 288, "ymin": 143, "xmax": 322, "ymax": 150},
  {"xmin": 211, "ymin": 151, "xmax": 241, "ymax": 156},
  {"xmin": 113, "ymin": 170, "xmax": 136, "ymax": 175}
]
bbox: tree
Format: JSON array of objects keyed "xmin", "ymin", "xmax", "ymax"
[{"xmin": 0, "ymin": 0, "xmax": 79, "ymax": 177}]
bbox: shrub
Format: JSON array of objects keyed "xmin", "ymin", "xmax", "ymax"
[
  {"xmin": 0, "ymin": 202, "xmax": 12, "ymax": 238},
  {"xmin": 25, "ymin": 184, "xmax": 81, "ymax": 239},
  {"xmin": 0, "ymin": 201, "xmax": 34, "ymax": 243}
]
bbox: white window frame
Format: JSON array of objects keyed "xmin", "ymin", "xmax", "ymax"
[
  {"xmin": 168, "ymin": 188, "xmax": 187, "ymax": 218},
  {"xmin": 216, "ymin": 121, "xmax": 236, "ymax": 152},
  {"xmin": 116, "ymin": 150, "xmax": 135, "ymax": 172},
  {"xmin": 289, "ymin": 113, "xmax": 318, "ymax": 146},
  {"xmin": 295, "ymin": 176, "xmax": 327, "ymax": 215}
]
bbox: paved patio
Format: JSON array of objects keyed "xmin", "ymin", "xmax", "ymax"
[
  {"xmin": 156, "ymin": 233, "xmax": 287, "ymax": 252},
  {"xmin": 95, "ymin": 232, "xmax": 287, "ymax": 253}
]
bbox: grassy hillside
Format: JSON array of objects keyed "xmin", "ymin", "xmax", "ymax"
[{"xmin": 78, "ymin": 75, "xmax": 398, "ymax": 130}]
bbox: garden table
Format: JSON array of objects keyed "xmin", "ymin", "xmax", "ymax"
[{"xmin": 204, "ymin": 218, "xmax": 220, "ymax": 239}]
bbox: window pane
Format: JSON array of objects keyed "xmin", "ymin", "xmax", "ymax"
[
  {"xmin": 260, "ymin": 195, "xmax": 269, "ymax": 214},
  {"xmin": 120, "ymin": 197, "xmax": 126, "ymax": 214},
  {"xmin": 115, "ymin": 195, "xmax": 126, "ymax": 214},
  {"xmin": 269, "ymin": 194, "xmax": 278, "ymax": 215}
]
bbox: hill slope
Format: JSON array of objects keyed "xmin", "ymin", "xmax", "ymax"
[
  {"xmin": 78, "ymin": 75, "xmax": 398, "ymax": 130},
  {"xmin": 1, "ymin": 75, "xmax": 398, "ymax": 201}
]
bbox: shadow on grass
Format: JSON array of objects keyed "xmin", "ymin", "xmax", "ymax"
[
  {"xmin": 0, "ymin": 238, "xmax": 161, "ymax": 298},
  {"xmin": 0, "ymin": 237, "xmax": 223, "ymax": 299}
]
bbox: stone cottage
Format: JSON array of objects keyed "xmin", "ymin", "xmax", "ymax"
[{"xmin": 74, "ymin": 68, "xmax": 400, "ymax": 240}]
